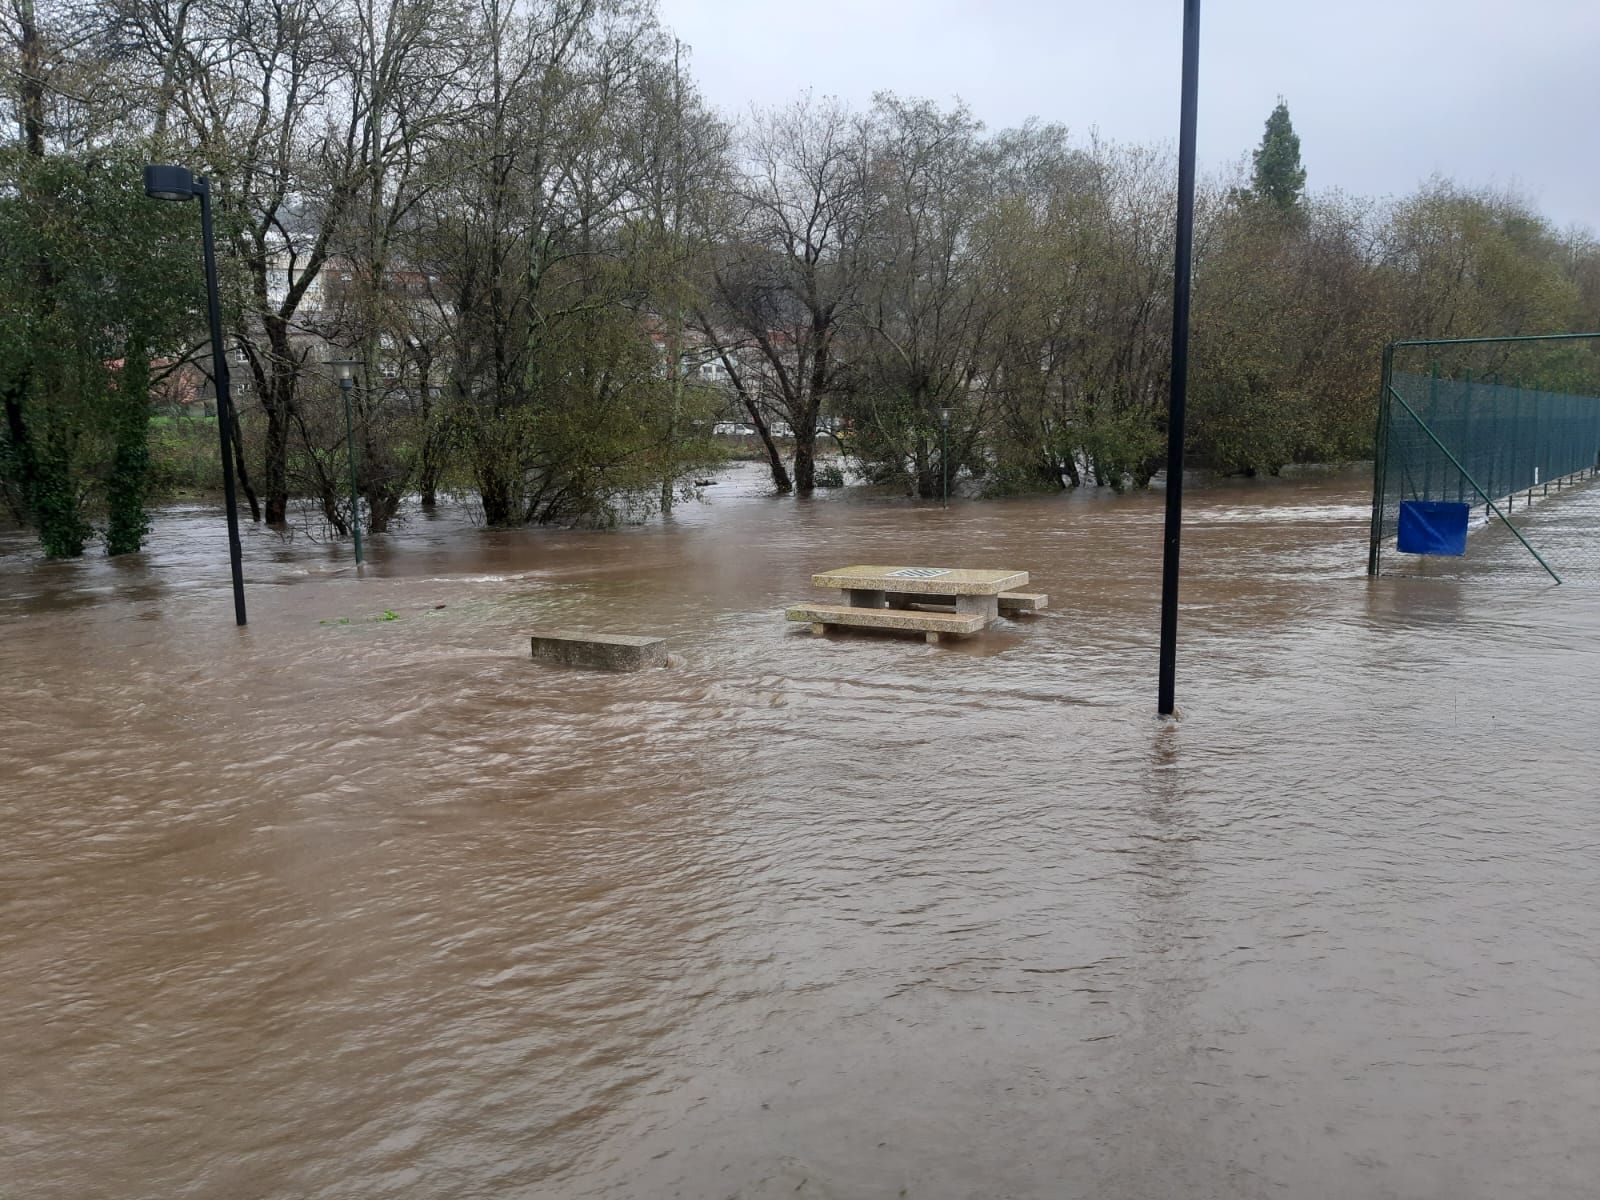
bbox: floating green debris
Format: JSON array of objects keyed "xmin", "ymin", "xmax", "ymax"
[{"xmin": 319, "ymin": 610, "xmax": 400, "ymax": 626}]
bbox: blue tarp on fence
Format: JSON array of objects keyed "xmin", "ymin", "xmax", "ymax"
[{"xmin": 1397, "ymin": 500, "xmax": 1470, "ymax": 556}]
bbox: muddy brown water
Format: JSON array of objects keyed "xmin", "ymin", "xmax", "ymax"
[{"xmin": 2, "ymin": 464, "xmax": 1598, "ymax": 1200}]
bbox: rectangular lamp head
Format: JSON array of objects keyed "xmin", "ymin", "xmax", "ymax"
[{"xmin": 144, "ymin": 164, "xmax": 196, "ymax": 201}]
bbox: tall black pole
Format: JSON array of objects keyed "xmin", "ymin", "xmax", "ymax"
[
  {"xmin": 341, "ymin": 376, "xmax": 364, "ymax": 565},
  {"xmin": 197, "ymin": 179, "xmax": 247, "ymax": 626},
  {"xmin": 1158, "ymin": 0, "xmax": 1200, "ymax": 716},
  {"xmin": 941, "ymin": 413, "xmax": 949, "ymax": 509}
]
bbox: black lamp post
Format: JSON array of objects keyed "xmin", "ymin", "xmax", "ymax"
[
  {"xmin": 1157, "ymin": 0, "xmax": 1201, "ymax": 717},
  {"xmin": 326, "ymin": 358, "xmax": 364, "ymax": 566},
  {"xmin": 940, "ymin": 406, "xmax": 952, "ymax": 509},
  {"xmin": 144, "ymin": 164, "xmax": 247, "ymax": 626}
]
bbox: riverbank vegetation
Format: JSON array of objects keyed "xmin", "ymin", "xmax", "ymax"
[{"xmin": 3, "ymin": 0, "xmax": 1598, "ymax": 556}]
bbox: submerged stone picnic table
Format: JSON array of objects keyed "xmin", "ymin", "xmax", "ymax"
[{"xmin": 787, "ymin": 565, "xmax": 1046, "ymax": 643}]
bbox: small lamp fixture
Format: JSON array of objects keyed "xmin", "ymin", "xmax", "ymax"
[
  {"xmin": 939, "ymin": 406, "xmax": 952, "ymax": 427},
  {"xmin": 326, "ymin": 357, "xmax": 361, "ymax": 387},
  {"xmin": 143, "ymin": 164, "xmax": 197, "ymax": 202}
]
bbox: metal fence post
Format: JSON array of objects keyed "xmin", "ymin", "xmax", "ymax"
[{"xmin": 1366, "ymin": 342, "xmax": 1395, "ymax": 576}]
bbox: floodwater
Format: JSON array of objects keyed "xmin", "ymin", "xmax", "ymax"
[{"xmin": 2, "ymin": 464, "xmax": 1597, "ymax": 1200}]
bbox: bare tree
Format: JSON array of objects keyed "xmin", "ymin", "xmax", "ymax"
[
  {"xmin": 846, "ymin": 94, "xmax": 998, "ymax": 498},
  {"xmin": 320, "ymin": 0, "xmax": 474, "ymax": 532},
  {"xmin": 704, "ymin": 95, "xmax": 871, "ymax": 495}
]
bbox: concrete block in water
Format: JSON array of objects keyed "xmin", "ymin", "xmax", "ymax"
[
  {"xmin": 998, "ymin": 591, "xmax": 1047, "ymax": 614},
  {"xmin": 529, "ymin": 630, "xmax": 668, "ymax": 672}
]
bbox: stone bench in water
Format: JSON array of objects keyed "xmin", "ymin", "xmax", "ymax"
[
  {"xmin": 529, "ymin": 630, "xmax": 668, "ymax": 671},
  {"xmin": 785, "ymin": 602, "xmax": 987, "ymax": 644},
  {"xmin": 894, "ymin": 590, "xmax": 1048, "ymax": 615}
]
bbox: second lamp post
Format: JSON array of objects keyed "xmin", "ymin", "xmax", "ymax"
[
  {"xmin": 327, "ymin": 358, "xmax": 364, "ymax": 565},
  {"xmin": 940, "ymin": 406, "xmax": 952, "ymax": 508},
  {"xmin": 143, "ymin": 163, "xmax": 248, "ymax": 625}
]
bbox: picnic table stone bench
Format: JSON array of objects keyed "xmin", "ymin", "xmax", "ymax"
[
  {"xmin": 785, "ymin": 603, "xmax": 987, "ymax": 643},
  {"xmin": 787, "ymin": 566, "xmax": 1041, "ymax": 643},
  {"xmin": 894, "ymin": 590, "xmax": 1048, "ymax": 615}
]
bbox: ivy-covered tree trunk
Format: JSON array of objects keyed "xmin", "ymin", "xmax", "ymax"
[
  {"xmin": 793, "ymin": 336, "xmax": 828, "ymax": 497},
  {"xmin": 104, "ymin": 341, "xmax": 153, "ymax": 555},
  {"xmin": 920, "ymin": 447, "xmax": 945, "ymax": 501},
  {"xmin": 792, "ymin": 420, "xmax": 817, "ymax": 495},
  {"xmin": 262, "ymin": 392, "xmax": 290, "ymax": 524},
  {"xmin": 258, "ymin": 316, "xmax": 297, "ymax": 525},
  {"xmin": 1, "ymin": 376, "xmax": 36, "ymax": 523},
  {"xmin": 477, "ymin": 447, "xmax": 516, "ymax": 526},
  {"xmin": 363, "ymin": 409, "xmax": 407, "ymax": 532},
  {"xmin": 260, "ymin": 378, "xmax": 294, "ymax": 526},
  {"xmin": 365, "ymin": 487, "xmax": 404, "ymax": 533},
  {"xmin": 34, "ymin": 432, "xmax": 90, "ymax": 558},
  {"xmin": 4, "ymin": 0, "xmax": 45, "ymax": 528}
]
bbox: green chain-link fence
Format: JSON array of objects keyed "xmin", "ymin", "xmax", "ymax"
[{"xmin": 1368, "ymin": 333, "xmax": 1600, "ymax": 583}]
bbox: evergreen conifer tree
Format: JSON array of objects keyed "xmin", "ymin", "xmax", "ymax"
[{"xmin": 1251, "ymin": 100, "xmax": 1307, "ymax": 211}]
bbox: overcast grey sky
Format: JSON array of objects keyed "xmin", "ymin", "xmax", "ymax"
[{"xmin": 655, "ymin": 0, "xmax": 1599, "ymax": 233}]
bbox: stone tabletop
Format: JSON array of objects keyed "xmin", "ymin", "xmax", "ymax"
[{"xmin": 811, "ymin": 565, "xmax": 1029, "ymax": 596}]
